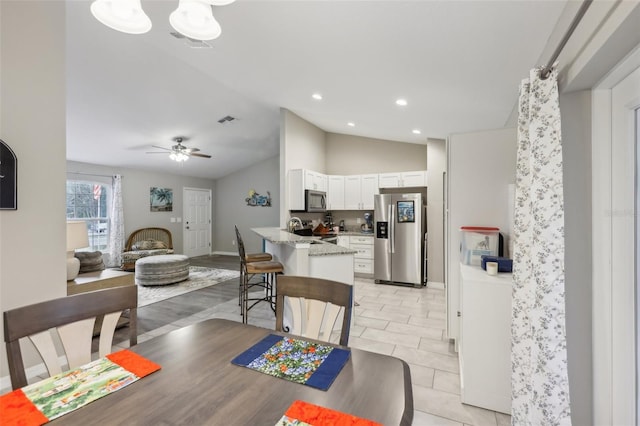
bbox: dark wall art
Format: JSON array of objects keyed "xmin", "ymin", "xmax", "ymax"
[
  {"xmin": 150, "ymin": 187, "xmax": 173, "ymax": 212},
  {"xmin": 0, "ymin": 139, "xmax": 17, "ymax": 210}
]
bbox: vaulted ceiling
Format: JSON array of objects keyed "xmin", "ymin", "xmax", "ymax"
[{"xmin": 66, "ymin": 0, "xmax": 568, "ymax": 179}]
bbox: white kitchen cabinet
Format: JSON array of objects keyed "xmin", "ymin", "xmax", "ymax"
[
  {"xmin": 288, "ymin": 169, "xmax": 328, "ymax": 211},
  {"xmin": 378, "ymin": 172, "xmax": 402, "ymax": 188},
  {"xmin": 344, "ymin": 175, "xmax": 363, "ymax": 210},
  {"xmin": 327, "ymin": 175, "xmax": 345, "ymax": 210},
  {"xmin": 345, "ymin": 174, "xmax": 379, "ymax": 210},
  {"xmin": 305, "ymin": 170, "xmax": 327, "ymax": 192},
  {"xmin": 360, "ymin": 174, "xmax": 379, "ymax": 209},
  {"xmin": 379, "ymin": 170, "xmax": 428, "ymax": 188},
  {"xmin": 351, "ymin": 235, "xmax": 374, "ymax": 274},
  {"xmin": 459, "ymin": 263, "xmax": 512, "ymax": 414},
  {"xmin": 288, "ymin": 169, "xmax": 305, "ymax": 211},
  {"xmin": 336, "ymin": 235, "xmax": 349, "ymax": 248}
]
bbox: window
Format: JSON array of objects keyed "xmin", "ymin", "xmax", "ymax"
[{"xmin": 66, "ymin": 180, "xmax": 110, "ymax": 252}]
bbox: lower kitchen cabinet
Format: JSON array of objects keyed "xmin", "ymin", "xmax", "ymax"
[{"xmin": 336, "ymin": 234, "xmax": 374, "ymax": 275}]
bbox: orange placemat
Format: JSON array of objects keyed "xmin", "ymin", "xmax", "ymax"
[
  {"xmin": 276, "ymin": 400, "xmax": 382, "ymax": 426},
  {"xmin": 0, "ymin": 350, "xmax": 160, "ymax": 426}
]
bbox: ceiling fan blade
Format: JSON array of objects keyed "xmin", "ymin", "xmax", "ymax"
[
  {"xmin": 151, "ymin": 145, "xmax": 171, "ymax": 151},
  {"xmin": 187, "ymin": 147, "xmax": 201, "ymax": 152},
  {"xmin": 146, "ymin": 151, "xmax": 170, "ymax": 154},
  {"xmin": 190, "ymin": 152, "xmax": 212, "ymax": 158}
]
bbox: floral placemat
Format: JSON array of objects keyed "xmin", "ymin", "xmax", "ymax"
[
  {"xmin": 0, "ymin": 350, "xmax": 160, "ymax": 426},
  {"xmin": 275, "ymin": 400, "xmax": 382, "ymax": 426},
  {"xmin": 231, "ymin": 334, "xmax": 350, "ymax": 391}
]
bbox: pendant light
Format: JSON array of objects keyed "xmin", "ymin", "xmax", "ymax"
[
  {"xmin": 90, "ymin": 0, "xmax": 152, "ymax": 34},
  {"xmin": 170, "ymin": 0, "xmax": 222, "ymax": 41}
]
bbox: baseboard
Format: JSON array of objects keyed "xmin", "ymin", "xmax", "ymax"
[
  {"xmin": 427, "ymin": 281, "xmax": 445, "ymax": 289},
  {"xmin": 211, "ymin": 251, "xmax": 237, "ymax": 256}
]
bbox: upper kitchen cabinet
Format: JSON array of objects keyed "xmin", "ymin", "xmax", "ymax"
[
  {"xmin": 344, "ymin": 174, "xmax": 379, "ymax": 210},
  {"xmin": 288, "ymin": 169, "xmax": 328, "ymax": 211},
  {"xmin": 327, "ymin": 175, "xmax": 345, "ymax": 210},
  {"xmin": 378, "ymin": 170, "xmax": 428, "ymax": 188},
  {"xmin": 305, "ymin": 170, "xmax": 327, "ymax": 192}
]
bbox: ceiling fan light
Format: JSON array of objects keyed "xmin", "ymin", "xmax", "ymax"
[
  {"xmin": 170, "ymin": 0, "xmax": 222, "ymax": 41},
  {"xmin": 90, "ymin": 0, "xmax": 151, "ymax": 35}
]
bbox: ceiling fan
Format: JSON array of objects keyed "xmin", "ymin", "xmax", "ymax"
[{"xmin": 146, "ymin": 137, "xmax": 212, "ymax": 162}]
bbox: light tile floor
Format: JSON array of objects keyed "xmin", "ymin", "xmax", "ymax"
[{"xmin": 120, "ymin": 277, "xmax": 511, "ymax": 426}]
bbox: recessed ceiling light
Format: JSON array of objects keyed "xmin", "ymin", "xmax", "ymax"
[
  {"xmin": 347, "ymin": 122, "xmax": 355, "ymax": 127},
  {"xmin": 312, "ymin": 93, "xmax": 323, "ymax": 100},
  {"xmin": 412, "ymin": 129, "xmax": 421, "ymax": 135},
  {"xmin": 395, "ymin": 98, "xmax": 408, "ymax": 106}
]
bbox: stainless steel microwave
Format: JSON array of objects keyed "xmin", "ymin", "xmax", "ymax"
[{"xmin": 305, "ymin": 190, "xmax": 326, "ymax": 212}]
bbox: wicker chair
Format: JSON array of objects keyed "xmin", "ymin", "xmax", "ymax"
[{"xmin": 121, "ymin": 227, "xmax": 174, "ymax": 271}]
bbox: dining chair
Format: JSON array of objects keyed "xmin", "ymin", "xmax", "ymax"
[
  {"xmin": 3, "ymin": 285, "xmax": 137, "ymax": 390},
  {"xmin": 234, "ymin": 225, "xmax": 283, "ymax": 323},
  {"xmin": 275, "ymin": 275, "xmax": 353, "ymax": 346}
]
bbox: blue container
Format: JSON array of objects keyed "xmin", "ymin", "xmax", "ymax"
[{"xmin": 480, "ymin": 255, "xmax": 513, "ymax": 273}]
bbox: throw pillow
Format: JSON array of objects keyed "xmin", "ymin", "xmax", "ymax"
[
  {"xmin": 75, "ymin": 251, "xmax": 105, "ymax": 273},
  {"xmin": 132, "ymin": 239, "xmax": 167, "ymax": 250}
]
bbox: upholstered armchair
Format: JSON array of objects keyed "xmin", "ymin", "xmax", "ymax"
[{"xmin": 121, "ymin": 227, "xmax": 174, "ymax": 271}]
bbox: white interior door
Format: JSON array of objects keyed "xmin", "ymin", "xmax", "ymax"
[{"xmin": 183, "ymin": 188, "xmax": 211, "ymax": 258}]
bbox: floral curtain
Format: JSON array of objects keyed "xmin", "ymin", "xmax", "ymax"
[
  {"xmin": 108, "ymin": 175, "xmax": 125, "ymax": 267},
  {"xmin": 511, "ymin": 68, "xmax": 571, "ymax": 425}
]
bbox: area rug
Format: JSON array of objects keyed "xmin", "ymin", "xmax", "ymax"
[{"xmin": 137, "ymin": 266, "xmax": 239, "ymax": 307}]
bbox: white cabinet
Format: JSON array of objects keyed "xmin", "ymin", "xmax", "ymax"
[
  {"xmin": 360, "ymin": 174, "xmax": 379, "ymax": 210},
  {"xmin": 335, "ymin": 234, "xmax": 374, "ymax": 274},
  {"xmin": 305, "ymin": 170, "xmax": 327, "ymax": 192},
  {"xmin": 288, "ymin": 169, "xmax": 327, "ymax": 211},
  {"xmin": 351, "ymin": 235, "xmax": 374, "ymax": 274},
  {"xmin": 379, "ymin": 170, "xmax": 428, "ymax": 188},
  {"xmin": 344, "ymin": 174, "xmax": 379, "ymax": 210},
  {"xmin": 459, "ymin": 264, "xmax": 512, "ymax": 414},
  {"xmin": 327, "ymin": 175, "xmax": 345, "ymax": 210}
]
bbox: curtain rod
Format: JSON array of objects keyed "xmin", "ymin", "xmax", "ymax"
[
  {"xmin": 540, "ymin": 0, "xmax": 593, "ymax": 80},
  {"xmin": 68, "ymin": 171, "xmax": 122, "ymax": 178}
]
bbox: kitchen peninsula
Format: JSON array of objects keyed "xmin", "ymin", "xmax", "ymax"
[{"xmin": 251, "ymin": 227, "xmax": 356, "ymax": 285}]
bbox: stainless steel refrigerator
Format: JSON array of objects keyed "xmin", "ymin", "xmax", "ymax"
[{"xmin": 374, "ymin": 193, "xmax": 426, "ymax": 287}]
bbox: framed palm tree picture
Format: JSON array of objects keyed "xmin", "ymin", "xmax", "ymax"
[{"xmin": 150, "ymin": 187, "xmax": 173, "ymax": 212}]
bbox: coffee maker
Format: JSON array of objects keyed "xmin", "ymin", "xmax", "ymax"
[{"xmin": 361, "ymin": 212, "xmax": 373, "ymax": 233}]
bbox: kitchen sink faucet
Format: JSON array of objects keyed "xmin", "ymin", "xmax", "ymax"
[{"xmin": 288, "ymin": 217, "xmax": 303, "ymax": 233}]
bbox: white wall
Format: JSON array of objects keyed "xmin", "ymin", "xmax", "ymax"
[
  {"xmin": 559, "ymin": 90, "xmax": 593, "ymax": 426},
  {"xmin": 325, "ymin": 133, "xmax": 428, "ymax": 175},
  {"xmin": 280, "ymin": 109, "xmax": 326, "ymax": 226},
  {"xmin": 427, "ymin": 138, "xmax": 446, "ymax": 283},
  {"xmin": 215, "ymin": 155, "xmax": 280, "ymax": 254},
  {"xmin": 0, "ymin": 0, "xmax": 67, "ymax": 377},
  {"xmin": 67, "ymin": 161, "xmax": 216, "ymax": 255},
  {"xmin": 446, "ymin": 128, "xmax": 517, "ymax": 343}
]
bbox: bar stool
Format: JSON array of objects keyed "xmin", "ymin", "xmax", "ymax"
[
  {"xmin": 235, "ymin": 225, "xmax": 273, "ymax": 306},
  {"xmin": 234, "ymin": 226, "xmax": 283, "ymax": 323}
]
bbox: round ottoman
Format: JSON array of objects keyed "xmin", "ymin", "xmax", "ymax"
[{"xmin": 135, "ymin": 254, "xmax": 190, "ymax": 286}]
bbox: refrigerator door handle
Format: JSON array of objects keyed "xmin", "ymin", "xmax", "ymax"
[{"xmin": 390, "ymin": 203, "xmax": 395, "ymax": 254}]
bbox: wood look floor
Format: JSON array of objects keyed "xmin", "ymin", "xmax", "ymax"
[{"xmin": 5, "ymin": 254, "xmax": 511, "ymax": 426}]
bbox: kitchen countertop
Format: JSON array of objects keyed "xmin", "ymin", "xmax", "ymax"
[{"xmin": 251, "ymin": 227, "xmax": 356, "ymax": 256}]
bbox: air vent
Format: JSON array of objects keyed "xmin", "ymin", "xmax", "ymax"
[
  {"xmin": 217, "ymin": 115, "xmax": 236, "ymax": 124},
  {"xmin": 169, "ymin": 32, "xmax": 212, "ymax": 49}
]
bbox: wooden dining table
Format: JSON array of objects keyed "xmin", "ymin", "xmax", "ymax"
[{"xmin": 53, "ymin": 318, "xmax": 413, "ymax": 425}]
